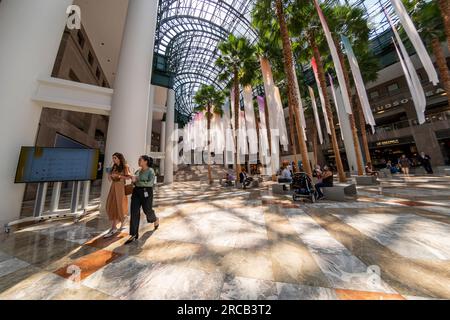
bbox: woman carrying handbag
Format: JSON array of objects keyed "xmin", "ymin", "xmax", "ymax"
[
  {"xmin": 125, "ymin": 155, "xmax": 159, "ymax": 244},
  {"xmin": 104, "ymin": 152, "xmax": 130, "ymax": 238}
]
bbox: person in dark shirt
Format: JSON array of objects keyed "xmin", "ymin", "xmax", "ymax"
[
  {"xmin": 418, "ymin": 152, "xmax": 433, "ymax": 174},
  {"xmin": 315, "ymin": 165, "xmax": 333, "ymax": 200}
]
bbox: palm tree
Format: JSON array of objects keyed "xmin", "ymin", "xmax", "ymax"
[
  {"xmin": 193, "ymin": 84, "xmax": 225, "ymax": 184},
  {"xmin": 411, "ymin": 0, "xmax": 450, "ymax": 107},
  {"xmin": 216, "ymin": 34, "xmax": 259, "ymax": 180},
  {"xmin": 324, "ymin": 2, "xmax": 373, "ymax": 174},
  {"xmin": 289, "ymin": 0, "xmax": 347, "ymax": 182},
  {"xmin": 252, "ymin": 0, "xmax": 313, "ymax": 177},
  {"xmin": 436, "ymin": 0, "xmax": 450, "ymax": 53}
]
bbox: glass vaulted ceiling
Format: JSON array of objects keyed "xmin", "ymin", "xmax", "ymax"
[
  {"xmin": 154, "ymin": 0, "xmax": 258, "ymax": 119},
  {"xmin": 153, "ymin": 0, "xmax": 395, "ymax": 121}
]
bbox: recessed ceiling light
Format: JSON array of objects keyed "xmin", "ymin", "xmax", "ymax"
[{"xmin": 101, "ymin": 42, "xmax": 105, "ymax": 46}]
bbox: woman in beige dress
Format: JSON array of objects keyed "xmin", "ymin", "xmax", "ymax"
[{"xmin": 104, "ymin": 152, "xmax": 130, "ymax": 238}]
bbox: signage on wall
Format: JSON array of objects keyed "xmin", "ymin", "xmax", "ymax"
[
  {"xmin": 371, "ymin": 88, "xmax": 445, "ymax": 113},
  {"xmin": 66, "ymin": 5, "xmax": 81, "ymax": 30},
  {"xmin": 371, "ymin": 136, "xmax": 415, "ymax": 148},
  {"xmin": 376, "ymin": 139, "xmax": 400, "ymax": 147}
]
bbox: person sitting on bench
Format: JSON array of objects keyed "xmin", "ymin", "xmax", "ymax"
[
  {"xmin": 315, "ymin": 165, "xmax": 333, "ymax": 200},
  {"xmin": 239, "ymin": 168, "xmax": 253, "ymax": 189},
  {"xmin": 365, "ymin": 162, "xmax": 379, "ymax": 177},
  {"xmin": 278, "ymin": 165, "xmax": 293, "ymax": 184}
]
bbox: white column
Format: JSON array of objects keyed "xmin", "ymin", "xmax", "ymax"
[
  {"xmin": 0, "ymin": 0, "xmax": 73, "ymax": 227},
  {"xmin": 164, "ymin": 89, "xmax": 175, "ymax": 184},
  {"xmin": 101, "ymin": 0, "xmax": 159, "ymax": 206},
  {"xmin": 146, "ymin": 85, "xmax": 156, "ymax": 154},
  {"xmin": 160, "ymin": 121, "xmax": 166, "ymax": 175}
]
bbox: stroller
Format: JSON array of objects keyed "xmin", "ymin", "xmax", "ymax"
[{"xmin": 292, "ymin": 172, "xmax": 316, "ymax": 203}]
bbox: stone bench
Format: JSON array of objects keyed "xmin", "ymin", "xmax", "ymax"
[
  {"xmin": 355, "ymin": 175, "xmax": 379, "ymax": 186},
  {"xmin": 272, "ymin": 183, "xmax": 291, "ymax": 194},
  {"xmin": 378, "ymin": 169, "xmax": 392, "ymax": 179},
  {"xmin": 322, "ymin": 184, "xmax": 357, "ymax": 201}
]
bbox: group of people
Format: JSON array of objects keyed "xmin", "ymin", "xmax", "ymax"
[
  {"xmin": 381, "ymin": 152, "xmax": 434, "ymax": 176},
  {"xmin": 104, "ymin": 153, "xmax": 159, "ymax": 245},
  {"xmin": 277, "ymin": 162, "xmax": 334, "ymax": 200}
]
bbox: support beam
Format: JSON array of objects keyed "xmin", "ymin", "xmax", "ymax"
[
  {"xmin": 101, "ymin": 0, "xmax": 159, "ymax": 207},
  {"xmin": 164, "ymin": 89, "xmax": 175, "ymax": 184}
]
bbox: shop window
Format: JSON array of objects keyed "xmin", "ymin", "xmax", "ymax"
[
  {"xmin": 77, "ymin": 30, "xmax": 85, "ymax": 49},
  {"xmin": 369, "ymin": 91, "xmax": 379, "ymax": 99},
  {"xmin": 387, "ymin": 83, "xmax": 399, "ymax": 92},
  {"xmin": 88, "ymin": 51, "xmax": 94, "ymax": 66},
  {"xmin": 68, "ymin": 69, "xmax": 80, "ymax": 83}
]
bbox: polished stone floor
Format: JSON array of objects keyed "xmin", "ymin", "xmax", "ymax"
[{"xmin": 1, "ymin": 175, "xmax": 449, "ymax": 300}]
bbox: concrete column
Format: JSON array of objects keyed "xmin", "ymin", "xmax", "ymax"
[
  {"xmin": 146, "ymin": 85, "xmax": 156, "ymax": 154},
  {"xmin": 0, "ymin": 0, "xmax": 73, "ymax": 227},
  {"xmin": 160, "ymin": 121, "xmax": 166, "ymax": 174},
  {"xmin": 101, "ymin": 0, "xmax": 159, "ymax": 206},
  {"xmin": 164, "ymin": 89, "xmax": 175, "ymax": 184}
]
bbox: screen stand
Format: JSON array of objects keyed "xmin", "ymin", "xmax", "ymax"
[
  {"xmin": 33, "ymin": 183, "xmax": 48, "ymax": 218},
  {"xmin": 71, "ymin": 181, "xmax": 81, "ymax": 214},
  {"xmin": 49, "ymin": 182, "xmax": 62, "ymax": 213},
  {"xmin": 81, "ymin": 181, "xmax": 90, "ymax": 211}
]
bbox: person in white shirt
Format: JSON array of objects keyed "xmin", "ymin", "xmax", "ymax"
[{"xmin": 278, "ymin": 166, "xmax": 293, "ymax": 184}]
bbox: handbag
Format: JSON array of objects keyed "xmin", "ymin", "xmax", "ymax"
[{"xmin": 124, "ymin": 184, "xmax": 134, "ymax": 196}]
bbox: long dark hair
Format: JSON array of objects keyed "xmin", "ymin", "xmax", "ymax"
[
  {"xmin": 140, "ymin": 155, "xmax": 153, "ymax": 168},
  {"xmin": 112, "ymin": 152, "xmax": 126, "ymax": 173}
]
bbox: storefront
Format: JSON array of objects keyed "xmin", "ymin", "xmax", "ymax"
[
  {"xmin": 369, "ymin": 136, "xmax": 418, "ymax": 168},
  {"xmin": 436, "ymin": 129, "xmax": 450, "ymax": 165}
]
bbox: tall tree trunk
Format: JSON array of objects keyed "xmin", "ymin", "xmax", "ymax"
[
  {"xmin": 264, "ymin": 95, "xmax": 277, "ymax": 181},
  {"xmin": 275, "ymin": 0, "xmax": 312, "ymax": 177},
  {"xmin": 431, "ymin": 37, "xmax": 450, "ymax": 107},
  {"xmin": 438, "ymin": 0, "xmax": 450, "ymax": 53},
  {"xmin": 288, "ymin": 109, "xmax": 299, "ymax": 171},
  {"xmin": 312, "ymin": 125, "xmax": 318, "ymax": 166},
  {"xmin": 335, "ymin": 38, "xmax": 364, "ymax": 175},
  {"xmin": 207, "ymin": 105, "xmax": 212, "ymax": 185},
  {"xmin": 310, "ymin": 36, "xmax": 347, "ymax": 182},
  {"xmin": 233, "ymin": 69, "xmax": 241, "ymax": 181},
  {"xmin": 354, "ymin": 95, "xmax": 372, "ymax": 164}
]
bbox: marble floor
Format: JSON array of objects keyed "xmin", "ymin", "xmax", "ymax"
[{"xmin": 1, "ymin": 175, "xmax": 449, "ymax": 300}]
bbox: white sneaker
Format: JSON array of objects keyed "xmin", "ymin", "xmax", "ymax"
[{"xmin": 103, "ymin": 228, "xmax": 118, "ymax": 238}]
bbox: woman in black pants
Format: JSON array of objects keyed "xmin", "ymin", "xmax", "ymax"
[{"xmin": 125, "ymin": 155, "xmax": 159, "ymax": 244}]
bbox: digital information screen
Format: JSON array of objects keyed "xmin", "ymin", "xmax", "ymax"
[{"xmin": 15, "ymin": 147, "xmax": 100, "ymax": 183}]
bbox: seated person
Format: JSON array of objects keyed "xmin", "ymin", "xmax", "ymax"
[
  {"xmin": 222, "ymin": 171, "xmax": 234, "ymax": 186},
  {"xmin": 313, "ymin": 165, "xmax": 322, "ymax": 179},
  {"xmin": 315, "ymin": 165, "xmax": 333, "ymax": 200},
  {"xmin": 365, "ymin": 162, "xmax": 378, "ymax": 177},
  {"xmin": 239, "ymin": 168, "xmax": 253, "ymax": 189},
  {"xmin": 278, "ymin": 166, "xmax": 293, "ymax": 184}
]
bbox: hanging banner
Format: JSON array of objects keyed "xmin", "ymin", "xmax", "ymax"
[
  {"xmin": 386, "ymin": 9, "xmax": 427, "ymax": 123},
  {"xmin": 308, "ymin": 86, "xmax": 324, "ymax": 145},
  {"xmin": 257, "ymin": 96, "xmax": 271, "ymax": 166},
  {"xmin": 313, "ymin": 0, "xmax": 353, "ymax": 116},
  {"xmin": 389, "ymin": 0, "xmax": 439, "ymax": 85},
  {"xmin": 393, "ymin": 40, "xmax": 426, "ymax": 124},
  {"xmin": 328, "ymin": 74, "xmax": 344, "ymax": 141},
  {"xmin": 238, "ymin": 109, "xmax": 249, "ymax": 161},
  {"xmin": 341, "ymin": 35, "xmax": 376, "ymax": 133},
  {"xmin": 260, "ymin": 57, "xmax": 289, "ymax": 152},
  {"xmin": 243, "ymin": 85, "xmax": 259, "ymax": 155},
  {"xmin": 223, "ymin": 97, "xmax": 235, "ymax": 165},
  {"xmin": 311, "ymin": 58, "xmax": 331, "ymax": 135}
]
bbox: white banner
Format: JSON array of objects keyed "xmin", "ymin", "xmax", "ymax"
[
  {"xmin": 389, "ymin": 0, "xmax": 439, "ymax": 85},
  {"xmin": 308, "ymin": 86, "xmax": 324, "ymax": 145},
  {"xmin": 243, "ymin": 85, "xmax": 259, "ymax": 155},
  {"xmin": 328, "ymin": 74, "xmax": 344, "ymax": 141},
  {"xmin": 313, "ymin": 0, "xmax": 353, "ymax": 115},
  {"xmin": 341, "ymin": 35, "xmax": 376, "ymax": 133},
  {"xmin": 311, "ymin": 58, "xmax": 331, "ymax": 135}
]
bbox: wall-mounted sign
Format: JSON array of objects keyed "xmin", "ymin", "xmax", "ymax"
[
  {"xmin": 376, "ymin": 139, "xmax": 400, "ymax": 147},
  {"xmin": 370, "ymin": 136, "xmax": 415, "ymax": 149},
  {"xmin": 371, "ymin": 88, "xmax": 445, "ymax": 113}
]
